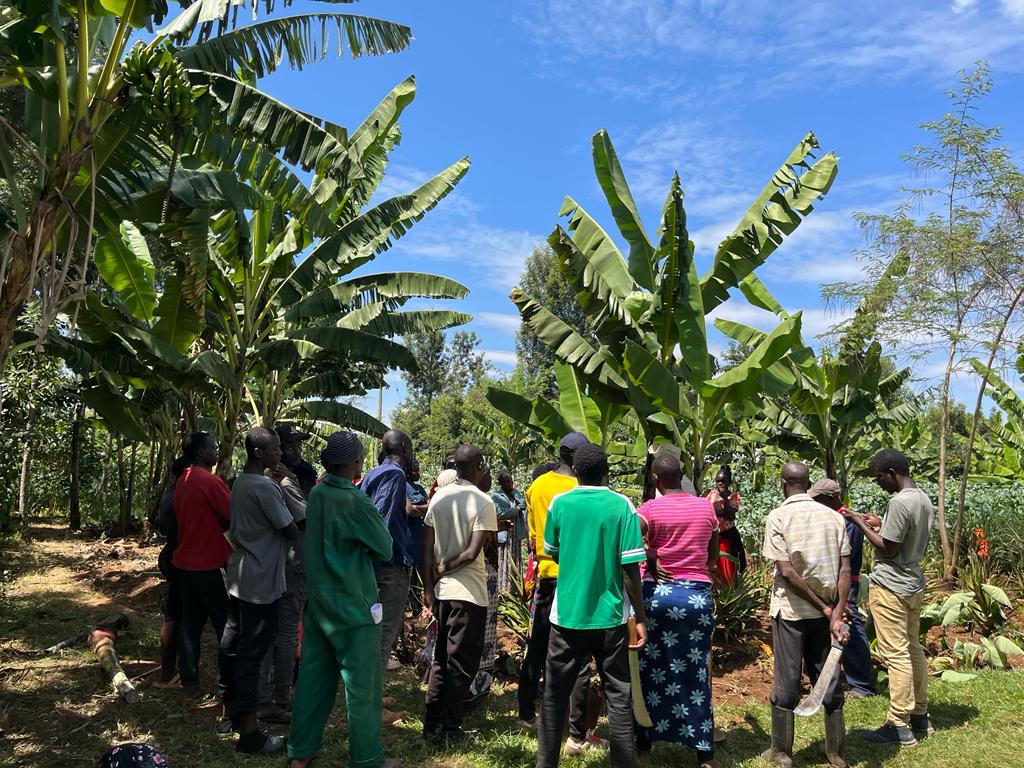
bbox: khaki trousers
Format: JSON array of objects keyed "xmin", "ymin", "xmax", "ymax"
[{"xmin": 869, "ymin": 583, "xmax": 928, "ymax": 728}]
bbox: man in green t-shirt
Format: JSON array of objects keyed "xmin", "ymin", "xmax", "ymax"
[
  {"xmin": 845, "ymin": 448, "xmax": 934, "ymax": 748},
  {"xmin": 537, "ymin": 443, "xmax": 648, "ymax": 768}
]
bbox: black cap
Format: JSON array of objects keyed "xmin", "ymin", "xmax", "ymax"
[{"xmin": 274, "ymin": 425, "xmax": 310, "ymax": 443}]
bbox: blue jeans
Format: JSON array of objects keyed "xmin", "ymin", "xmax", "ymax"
[{"xmin": 843, "ymin": 581, "xmax": 875, "ymax": 695}]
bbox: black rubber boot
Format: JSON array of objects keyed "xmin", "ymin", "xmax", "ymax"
[
  {"xmin": 761, "ymin": 706, "xmax": 794, "ymax": 768},
  {"xmin": 824, "ymin": 708, "xmax": 846, "ymax": 768}
]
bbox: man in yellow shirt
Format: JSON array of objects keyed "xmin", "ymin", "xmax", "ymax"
[{"xmin": 516, "ymin": 432, "xmax": 601, "ymax": 755}]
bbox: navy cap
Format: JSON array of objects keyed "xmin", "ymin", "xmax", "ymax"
[{"xmin": 559, "ymin": 431, "xmax": 590, "ymax": 451}]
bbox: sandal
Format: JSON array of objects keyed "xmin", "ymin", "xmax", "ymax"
[{"xmin": 152, "ymin": 673, "xmax": 180, "ymax": 689}]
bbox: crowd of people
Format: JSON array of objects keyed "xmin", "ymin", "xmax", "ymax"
[{"xmin": 153, "ymin": 423, "xmax": 934, "ymax": 768}]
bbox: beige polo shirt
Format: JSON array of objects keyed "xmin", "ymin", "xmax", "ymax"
[
  {"xmin": 762, "ymin": 493, "xmax": 851, "ymax": 620},
  {"xmin": 425, "ymin": 479, "xmax": 498, "ymax": 606}
]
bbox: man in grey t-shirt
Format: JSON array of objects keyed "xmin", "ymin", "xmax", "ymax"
[
  {"xmin": 845, "ymin": 448, "xmax": 934, "ymax": 748},
  {"xmin": 219, "ymin": 427, "xmax": 297, "ymax": 756}
]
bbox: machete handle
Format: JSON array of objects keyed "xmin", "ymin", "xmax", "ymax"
[{"xmin": 833, "ymin": 622, "xmax": 850, "ymax": 648}]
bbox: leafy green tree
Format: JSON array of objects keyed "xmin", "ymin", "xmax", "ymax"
[
  {"xmin": 0, "ymin": 0, "xmax": 413, "ymax": 369},
  {"xmin": 825, "ymin": 62, "xmax": 1024, "ymax": 578},
  {"xmin": 512, "ymin": 129, "xmax": 837, "ymax": 486}
]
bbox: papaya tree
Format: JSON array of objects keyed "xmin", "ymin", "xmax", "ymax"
[
  {"xmin": 0, "ymin": 0, "xmax": 413, "ymax": 369},
  {"xmin": 511, "ymin": 130, "xmax": 837, "ymax": 486}
]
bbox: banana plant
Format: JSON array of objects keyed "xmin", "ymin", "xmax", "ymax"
[
  {"xmin": 0, "ymin": 0, "xmax": 413, "ymax": 369},
  {"xmin": 512, "ymin": 130, "xmax": 836, "ymax": 485},
  {"xmin": 968, "ymin": 359, "xmax": 1024, "ymax": 483},
  {"xmin": 486, "ymin": 362, "xmax": 646, "ymax": 467},
  {"xmin": 718, "ymin": 273, "xmax": 916, "ymax": 492}
]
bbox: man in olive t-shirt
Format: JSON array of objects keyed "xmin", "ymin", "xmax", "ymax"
[{"xmin": 845, "ymin": 448, "xmax": 934, "ymax": 748}]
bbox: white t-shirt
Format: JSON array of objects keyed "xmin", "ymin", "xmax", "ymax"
[{"xmin": 424, "ymin": 479, "xmax": 498, "ymax": 606}]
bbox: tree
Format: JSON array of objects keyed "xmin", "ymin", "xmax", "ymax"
[
  {"xmin": 512, "ymin": 129, "xmax": 837, "ymax": 486},
  {"xmin": 392, "ymin": 330, "xmax": 493, "ymax": 468},
  {"xmin": 826, "ymin": 62, "xmax": 1024, "ymax": 578},
  {"xmin": 513, "ymin": 245, "xmax": 592, "ymax": 398},
  {"xmin": 0, "ymin": 0, "xmax": 413, "ymax": 370},
  {"xmin": 722, "ymin": 262, "xmax": 917, "ymax": 493}
]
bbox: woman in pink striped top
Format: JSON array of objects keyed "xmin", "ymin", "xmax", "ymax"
[{"xmin": 634, "ymin": 452, "xmax": 719, "ymax": 767}]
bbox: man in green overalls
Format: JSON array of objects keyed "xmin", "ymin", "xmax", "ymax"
[{"xmin": 287, "ymin": 432, "xmax": 401, "ymax": 768}]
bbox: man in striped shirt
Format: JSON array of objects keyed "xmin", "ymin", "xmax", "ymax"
[{"xmin": 761, "ymin": 463, "xmax": 851, "ymax": 768}]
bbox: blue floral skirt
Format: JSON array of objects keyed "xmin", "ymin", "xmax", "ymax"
[{"xmin": 638, "ymin": 579, "xmax": 714, "ymax": 750}]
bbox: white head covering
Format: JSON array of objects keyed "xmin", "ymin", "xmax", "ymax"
[{"xmin": 435, "ymin": 468, "xmax": 457, "ymax": 489}]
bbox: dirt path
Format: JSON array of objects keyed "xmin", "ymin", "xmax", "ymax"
[{"xmin": 0, "ymin": 524, "xmax": 207, "ymax": 766}]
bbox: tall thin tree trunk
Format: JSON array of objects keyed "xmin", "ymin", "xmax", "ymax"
[
  {"xmin": 17, "ymin": 422, "xmax": 33, "ymax": 539},
  {"xmin": 16, "ymin": 366, "xmax": 40, "ymax": 540},
  {"xmin": 98, "ymin": 430, "xmax": 112, "ymax": 512},
  {"xmin": 122, "ymin": 442, "xmax": 137, "ymax": 537},
  {"xmin": 936, "ymin": 341, "xmax": 958, "ymax": 581},
  {"xmin": 952, "ymin": 286, "xmax": 1024, "ymax": 575},
  {"xmin": 116, "ymin": 434, "xmax": 127, "ymax": 536},
  {"xmin": 69, "ymin": 396, "xmax": 84, "ymax": 531}
]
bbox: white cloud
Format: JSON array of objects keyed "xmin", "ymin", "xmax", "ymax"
[
  {"xmin": 483, "ymin": 349, "xmax": 518, "ymax": 367},
  {"xmin": 396, "ymin": 221, "xmax": 544, "ymax": 290},
  {"xmin": 477, "ymin": 312, "xmax": 522, "ymax": 332},
  {"xmin": 707, "ymin": 299, "xmax": 853, "ymax": 339},
  {"xmin": 1002, "ymin": 0, "xmax": 1024, "ymax": 18},
  {"xmin": 518, "ymin": 0, "xmax": 1024, "ymax": 94}
]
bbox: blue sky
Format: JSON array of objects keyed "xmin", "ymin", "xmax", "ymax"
[{"xmin": 248, "ymin": 0, "xmax": 1024, "ymax": 420}]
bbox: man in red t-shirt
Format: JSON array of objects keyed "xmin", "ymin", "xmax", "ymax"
[{"xmin": 173, "ymin": 431, "xmax": 232, "ymax": 701}]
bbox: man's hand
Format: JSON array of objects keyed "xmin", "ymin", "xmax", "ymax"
[
  {"xmin": 422, "ymin": 590, "xmax": 435, "ymax": 618},
  {"xmin": 656, "ymin": 563, "xmax": 674, "ymax": 583},
  {"xmin": 863, "ymin": 514, "xmax": 882, "ymax": 531},
  {"xmin": 270, "ymin": 463, "xmax": 289, "ymax": 483},
  {"xmin": 831, "ymin": 618, "xmax": 850, "ymax": 645},
  {"xmin": 822, "ymin": 605, "xmax": 833, "ymax": 621},
  {"xmin": 629, "ymin": 621, "xmax": 648, "ymax": 650}
]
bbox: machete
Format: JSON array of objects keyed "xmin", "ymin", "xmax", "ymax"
[
  {"xmin": 627, "ymin": 616, "xmax": 653, "ymax": 728},
  {"xmin": 794, "ymin": 623, "xmax": 849, "ymax": 717}
]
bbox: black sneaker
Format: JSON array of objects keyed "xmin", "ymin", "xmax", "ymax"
[
  {"xmin": 236, "ymin": 731, "xmax": 286, "ymax": 755},
  {"xmin": 910, "ymin": 715, "xmax": 935, "ymax": 736},
  {"xmin": 862, "ymin": 723, "xmax": 917, "ymax": 747}
]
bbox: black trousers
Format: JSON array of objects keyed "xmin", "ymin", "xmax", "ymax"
[
  {"xmin": 770, "ymin": 614, "xmax": 845, "ymax": 714},
  {"xmin": 424, "ymin": 599, "xmax": 487, "ymax": 735},
  {"xmin": 517, "ymin": 578, "xmax": 590, "ymax": 738},
  {"xmin": 219, "ymin": 597, "xmax": 280, "ymax": 715},
  {"xmin": 537, "ymin": 625, "xmax": 633, "ymax": 768},
  {"xmin": 177, "ymin": 568, "xmax": 229, "ymax": 688}
]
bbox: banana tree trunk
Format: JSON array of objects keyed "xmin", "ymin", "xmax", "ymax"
[
  {"xmin": 218, "ymin": 388, "xmax": 245, "ymax": 478},
  {"xmin": 0, "ymin": 127, "xmax": 94, "ymax": 371},
  {"xmin": 952, "ymin": 285, "xmax": 1024, "ymax": 575}
]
